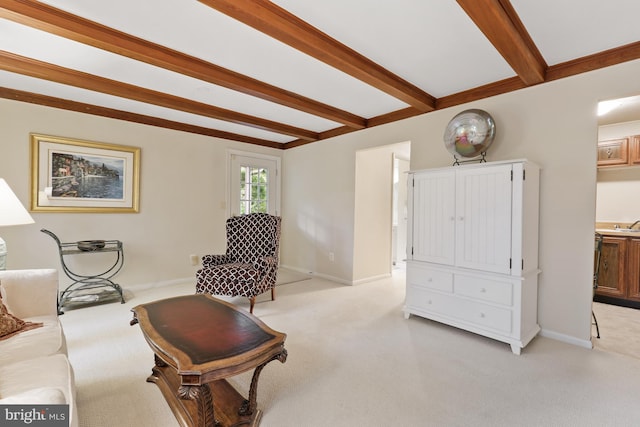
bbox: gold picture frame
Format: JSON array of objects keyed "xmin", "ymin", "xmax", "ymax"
[{"xmin": 30, "ymin": 134, "xmax": 140, "ymax": 213}]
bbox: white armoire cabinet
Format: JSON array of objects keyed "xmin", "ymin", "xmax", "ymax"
[{"xmin": 404, "ymin": 160, "xmax": 540, "ymax": 354}]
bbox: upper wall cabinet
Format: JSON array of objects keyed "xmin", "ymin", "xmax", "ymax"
[
  {"xmin": 597, "ymin": 138, "xmax": 629, "ymax": 167},
  {"xmin": 597, "ymin": 136, "xmax": 640, "ymax": 168},
  {"xmin": 630, "ymin": 135, "xmax": 640, "ymax": 165}
]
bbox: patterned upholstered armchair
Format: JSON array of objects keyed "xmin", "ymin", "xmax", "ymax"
[{"xmin": 196, "ymin": 213, "xmax": 281, "ymax": 313}]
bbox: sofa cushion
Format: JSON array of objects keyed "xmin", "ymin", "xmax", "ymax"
[
  {"xmin": 0, "ymin": 353, "xmax": 77, "ymax": 427},
  {"xmin": 0, "ymin": 296, "xmax": 42, "ymax": 341},
  {"xmin": 0, "ymin": 315, "xmax": 66, "ymax": 365},
  {"xmin": 0, "ymin": 387, "xmax": 66, "ymax": 404},
  {"xmin": 0, "ymin": 269, "xmax": 59, "ymax": 319}
]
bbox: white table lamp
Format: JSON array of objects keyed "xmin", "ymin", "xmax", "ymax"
[{"xmin": 0, "ymin": 178, "xmax": 35, "ymax": 270}]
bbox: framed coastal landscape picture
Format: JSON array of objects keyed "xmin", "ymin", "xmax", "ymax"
[{"xmin": 30, "ymin": 134, "xmax": 140, "ymax": 213}]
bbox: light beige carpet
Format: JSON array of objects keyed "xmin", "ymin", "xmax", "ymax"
[
  {"xmin": 592, "ymin": 301, "xmax": 640, "ymax": 360},
  {"xmin": 60, "ymin": 272, "xmax": 640, "ymax": 427}
]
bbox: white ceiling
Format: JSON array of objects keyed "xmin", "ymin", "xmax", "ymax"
[{"xmin": 1, "ymin": 0, "xmax": 639, "ymax": 147}]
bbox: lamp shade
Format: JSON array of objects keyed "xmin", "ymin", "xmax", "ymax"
[{"xmin": 0, "ymin": 178, "xmax": 35, "ymax": 227}]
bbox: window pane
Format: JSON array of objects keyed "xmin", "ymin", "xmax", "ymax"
[
  {"xmin": 251, "ymin": 200, "xmax": 266, "ymax": 213},
  {"xmin": 236, "ymin": 160, "xmax": 272, "ymax": 215}
]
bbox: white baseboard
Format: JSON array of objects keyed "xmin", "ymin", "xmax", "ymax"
[
  {"xmin": 279, "ymin": 264, "xmax": 351, "ymax": 285},
  {"xmin": 125, "ymin": 277, "xmax": 193, "ymax": 292},
  {"xmin": 352, "ymin": 273, "xmax": 392, "ymax": 285},
  {"xmin": 539, "ymin": 328, "xmax": 593, "ymax": 349}
]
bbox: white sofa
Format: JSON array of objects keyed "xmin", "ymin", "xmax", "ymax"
[{"xmin": 0, "ymin": 269, "xmax": 78, "ymax": 427}]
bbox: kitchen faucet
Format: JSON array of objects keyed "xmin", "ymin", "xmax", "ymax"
[{"xmin": 630, "ymin": 220, "xmax": 640, "ymax": 229}]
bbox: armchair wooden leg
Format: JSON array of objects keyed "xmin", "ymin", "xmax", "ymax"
[
  {"xmin": 271, "ymin": 287, "xmax": 275, "ymax": 301},
  {"xmin": 249, "ymin": 297, "xmax": 255, "ymax": 314}
]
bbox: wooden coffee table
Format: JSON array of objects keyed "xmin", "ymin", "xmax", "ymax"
[{"xmin": 130, "ymin": 294, "xmax": 287, "ymax": 427}]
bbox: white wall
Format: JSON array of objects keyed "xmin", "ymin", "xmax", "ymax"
[
  {"xmin": 0, "ymin": 99, "xmax": 281, "ymax": 287},
  {"xmin": 282, "ymin": 59, "xmax": 640, "ymax": 346},
  {"xmin": 353, "ymin": 144, "xmax": 394, "ymax": 282},
  {"xmin": 596, "ymin": 120, "xmax": 640, "ymax": 223}
]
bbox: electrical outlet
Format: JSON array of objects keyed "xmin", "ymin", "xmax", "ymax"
[
  {"xmin": 329, "ymin": 252, "xmax": 335, "ymax": 262},
  {"xmin": 190, "ymin": 254, "xmax": 199, "ymax": 266}
]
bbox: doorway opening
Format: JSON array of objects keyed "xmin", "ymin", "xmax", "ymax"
[
  {"xmin": 593, "ymin": 95, "xmax": 640, "ymax": 360},
  {"xmin": 353, "ymin": 141, "xmax": 410, "ymax": 283}
]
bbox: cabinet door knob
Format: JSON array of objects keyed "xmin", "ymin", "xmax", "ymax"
[
  {"xmin": 480, "ymin": 313, "xmax": 486, "ymax": 318},
  {"xmin": 480, "ymin": 288, "xmax": 486, "ymax": 293}
]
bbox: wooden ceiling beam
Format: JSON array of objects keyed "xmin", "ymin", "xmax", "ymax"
[
  {"xmin": 456, "ymin": 0, "xmax": 546, "ymax": 85},
  {"xmin": 198, "ymin": 0, "xmax": 436, "ymax": 112},
  {"xmin": 0, "ymin": 51, "xmax": 318, "ymax": 141},
  {"xmin": 546, "ymin": 41, "xmax": 640, "ymax": 82},
  {"xmin": 0, "ymin": 87, "xmax": 284, "ymax": 148},
  {"xmin": 0, "ymin": 0, "xmax": 365, "ymax": 129}
]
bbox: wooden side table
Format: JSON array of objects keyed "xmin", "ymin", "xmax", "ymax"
[{"xmin": 131, "ymin": 294, "xmax": 287, "ymax": 427}]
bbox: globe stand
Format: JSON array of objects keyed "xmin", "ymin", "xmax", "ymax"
[{"xmin": 452, "ymin": 151, "xmax": 487, "ymax": 166}]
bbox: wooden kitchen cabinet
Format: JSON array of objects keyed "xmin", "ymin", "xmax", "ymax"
[
  {"xmin": 626, "ymin": 238, "xmax": 640, "ymax": 302},
  {"xmin": 595, "ymin": 235, "xmax": 640, "ymax": 306},
  {"xmin": 630, "ymin": 135, "xmax": 640, "ymax": 165},
  {"xmin": 597, "ymin": 138, "xmax": 628, "ymax": 167},
  {"xmin": 596, "ymin": 236, "xmax": 627, "ymax": 298}
]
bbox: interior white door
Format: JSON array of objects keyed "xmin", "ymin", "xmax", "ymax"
[{"xmin": 229, "ymin": 151, "xmax": 280, "ymax": 216}]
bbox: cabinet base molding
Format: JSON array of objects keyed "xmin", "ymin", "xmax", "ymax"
[{"xmin": 594, "ymin": 294, "xmax": 640, "ymax": 310}]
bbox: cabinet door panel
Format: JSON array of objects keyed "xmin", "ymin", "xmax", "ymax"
[
  {"xmin": 627, "ymin": 238, "xmax": 640, "ymax": 301},
  {"xmin": 411, "ymin": 171, "xmax": 455, "ymax": 264},
  {"xmin": 596, "ymin": 236, "xmax": 626, "ymax": 298},
  {"xmin": 630, "ymin": 136, "xmax": 640, "ymax": 165},
  {"xmin": 597, "ymin": 138, "xmax": 628, "ymax": 166},
  {"xmin": 455, "ymin": 165, "xmax": 512, "ymax": 274}
]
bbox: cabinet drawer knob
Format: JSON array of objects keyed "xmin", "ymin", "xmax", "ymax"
[
  {"xmin": 480, "ymin": 312, "xmax": 486, "ymax": 318},
  {"xmin": 480, "ymin": 288, "xmax": 486, "ymax": 293},
  {"xmin": 427, "ymin": 300, "xmax": 432, "ymax": 305}
]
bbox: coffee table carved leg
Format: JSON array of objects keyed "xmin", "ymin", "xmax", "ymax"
[
  {"xmin": 239, "ymin": 348, "xmax": 288, "ymax": 417},
  {"xmin": 154, "ymin": 354, "xmax": 167, "ymax": 367},
  {"xmin": 178, "ymin": 384, "xmax": 219, "ymax": 427}
]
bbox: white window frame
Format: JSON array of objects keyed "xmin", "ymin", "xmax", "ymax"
[{"xmin": 227, "ymin": 150, "xmax": 281, "ymax": 217}]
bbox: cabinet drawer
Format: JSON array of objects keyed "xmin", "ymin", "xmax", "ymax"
[
  {"xmin": 406, "ymin": 287, "xmax": 512, "ymax": 334},
  {"xmin": 407, "ymin": 265, "xmax": 453, "ymax": 292},
  {"xmin": 454, "ymin": 275, "xmax": 513, "ymax": 306}
]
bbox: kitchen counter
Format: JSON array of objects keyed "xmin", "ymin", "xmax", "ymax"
[{"xmin": 596, "ymin": 222, "xmax": 640, "ymax": 237}]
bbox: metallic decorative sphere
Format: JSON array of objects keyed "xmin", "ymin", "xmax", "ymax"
[{"xmin": 443, "ymin": 109, "xmax": 496, "ymax": 158}]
